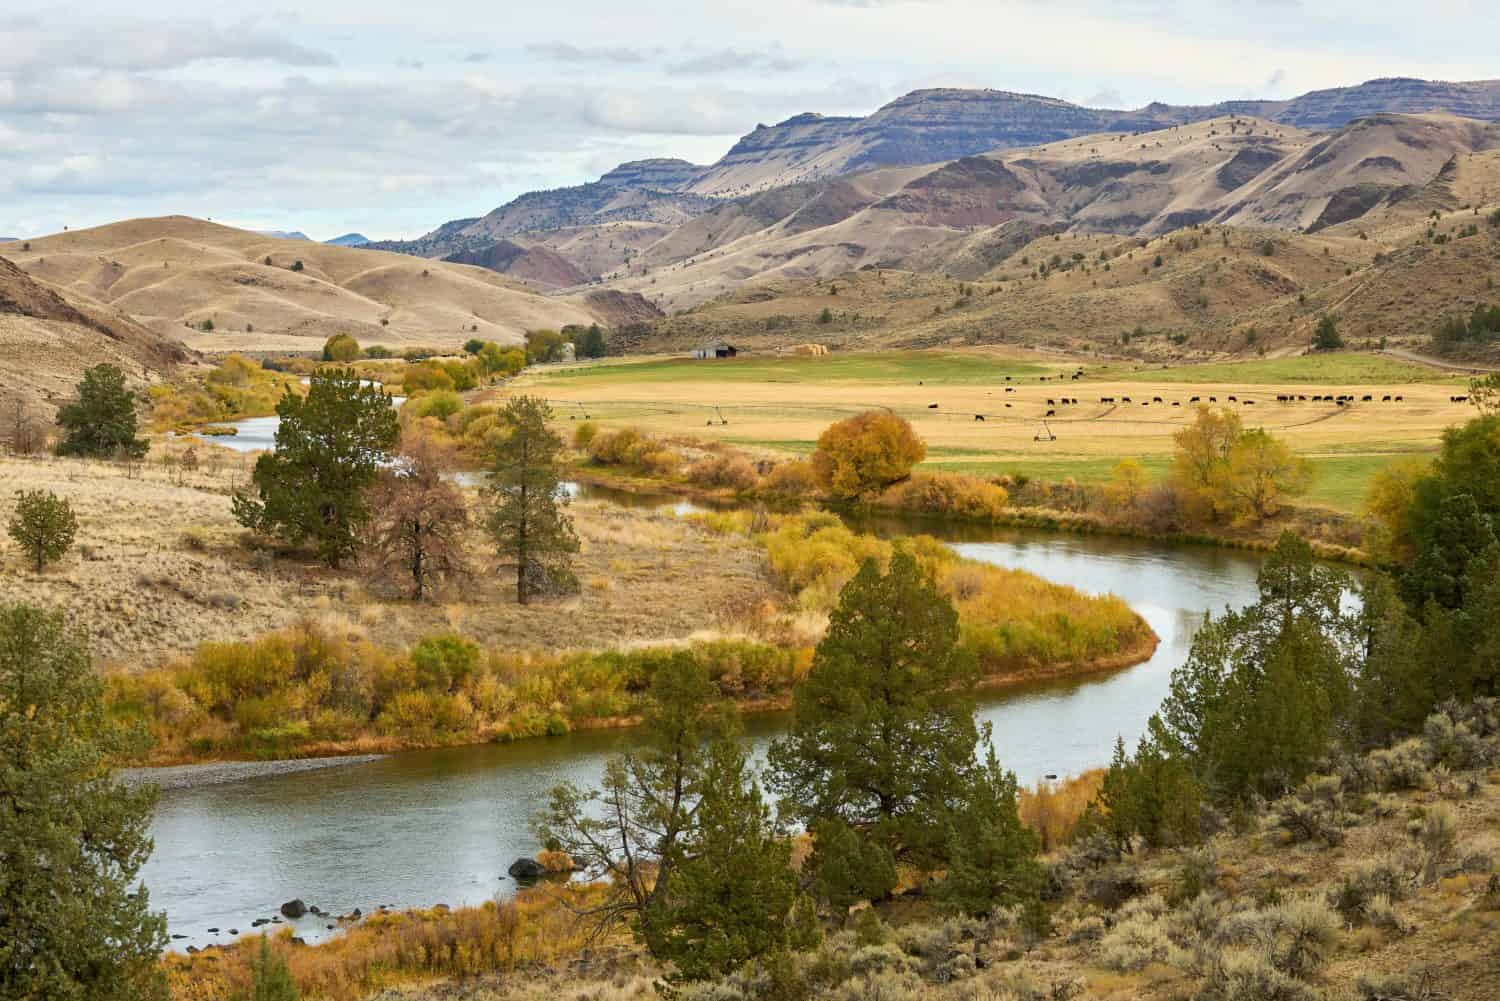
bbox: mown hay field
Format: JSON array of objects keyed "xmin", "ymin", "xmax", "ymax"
[{"xmin": 523, "ymin": 349, "xmax": 1475, "ymax": 511}]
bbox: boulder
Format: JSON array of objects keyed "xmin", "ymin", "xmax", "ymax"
[
  {"xmin": 279, "ymin": 899, "xmax": 308, "ymax": 919},
  {"xmin": 508, "ymin": 857, "xmax": 547, "ymax": 881}
]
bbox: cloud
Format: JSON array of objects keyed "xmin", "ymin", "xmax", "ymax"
[
  {"xmin": 0, "ymin": 15, "xmax": 335, "ymax": 72},
  {"xmin": 459, "ymin": 50, "xmax": 493, "ymax": 63},
  {"xmin": 1083, "ymin": 88, "xmax": 1125, "ymax": 108},
  {"xmin": 525, "ymin": 41, "xmax": 657, "ymax": 64},
  {"xmin": 666, "ymin": 45, "xmax": 805, "ymax": 76}
]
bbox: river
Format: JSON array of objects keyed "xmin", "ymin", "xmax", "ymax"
[{"xmin": 144, "ymin": 414, "xmax": 1265, "ymax": 950}]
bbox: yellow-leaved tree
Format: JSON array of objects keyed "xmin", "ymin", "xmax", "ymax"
[{"xmin": 810, "ymin": 411, "xmax": 926, "ymax": 499}]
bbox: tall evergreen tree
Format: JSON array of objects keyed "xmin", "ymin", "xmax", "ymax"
[
  {"xmin": 932, "ymin": 742, "xmax": 1045, "ymax": 917},
  {"xmin": 232, "ymin": 368, "xmax": 398, "ymax": 566},
  {"xmin": 0, "ymin": 604, "xmax": 166, "ymax": 1000},
  {"xmin": 644, "ymin": 735, "xmax": 803, "ymax": 981},
  {"xmin": 483, "ymin": 395, "xmax": 578, "ymax": 603},
  {"xmin": 1154, "ymin": 533, "xmax": 1355, "ymax": 800},
  {"xmin": 767, "ymin": 549, "xmax": 980, "ymax": 900},
  {"xmin": 55, "ymin": 363, "xmax": 148, "ymax": 459},
  {"xmin": 534, "ymin": 653, "xmax": 724, "ymax": 941}
]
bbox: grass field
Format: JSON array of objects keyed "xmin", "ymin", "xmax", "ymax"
[
  {"xmin": 544, "ymin": 351, "xmax": 1057, "ymax": 385},
  {"xmin": 523, "ymin": 349, "xmax": 1473, "ymax": 513},
  {"xmin": 1094, "ymin": 353, "xmax": 1467, "ymax": 385}
]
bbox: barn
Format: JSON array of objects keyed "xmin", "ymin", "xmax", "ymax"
[{"xmin": 691, "ymin": 341, "xmax": 738, "ymax": 359}]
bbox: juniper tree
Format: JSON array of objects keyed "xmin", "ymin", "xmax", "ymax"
[
  {"xmin": 55, "ymin": 363, "xmax": 147, "ymax": 459},
  {"xmin": 232, "ymin": 368, "xmax": 398, "ymax": 566},
  {"xmin": 534, "ymin": 653, "xmax": 725, "ymax": 943},
  {"xmin": 0, "ymin": 604, "xmax": 167, "ymax": 1000},
  {"xmin": 483, "ymin": 395, "xmax": 578, "ymax": 603},
  {"xmin": 1154, "ymin": 532, "xmax": 1355, "ymax": 800},
  {"xmin": 7, "ymin": 489, "xmax": 77, "ymax": 572},
  {"xmin": 643, "ymin": 735, "xmax": 805, "ymax": 981},
  {"xmin": 767, "ymin": 549, "xmax": 981, "ymax": 901}
]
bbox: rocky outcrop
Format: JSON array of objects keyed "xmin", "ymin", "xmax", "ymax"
[
  {"xmin": 443, "ymin": 240, "xmax": 590, "ymax": 289},
  {"xmin": 507, "ymin": 858, "xmax": 547, "ymax": 881},
  {"xmin": 598, "ymin": 158, "xmax": 705, "ymax": 192},
  {"xmin": 577, "ymin": 289, "xmax": 664, "ymax": 328}
]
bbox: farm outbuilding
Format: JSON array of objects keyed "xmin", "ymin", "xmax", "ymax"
[{"xmin": 691, "ymin": 341, "xmax": 738, "ymax": 359}]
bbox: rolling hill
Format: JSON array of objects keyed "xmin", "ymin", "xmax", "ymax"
[
  {"xmin": 0, "ymin": 253, "xmax": 189, "ymax": 419},
  {"xmin": 0, "ymin": 218, "xmax": 616, "ymax": 355}
]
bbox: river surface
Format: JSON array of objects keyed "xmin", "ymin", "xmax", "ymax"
[{"xmin": 145, "ymin": 412, "xmax": 1265, "ymax": 949}]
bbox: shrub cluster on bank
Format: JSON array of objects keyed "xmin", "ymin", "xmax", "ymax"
[
  {"xmin": 107, "ymin": 625, "xmax": 805, "ymax": 760},
  {"xmin": 709, "ymin": 509, "xmax": 1152, "ymax": 679}
]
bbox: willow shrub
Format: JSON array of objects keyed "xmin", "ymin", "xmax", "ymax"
[
  {"xmin": 750, "ymin": 511, "xmax": 1148, "ymax": 677},
  {"xmin": 107, "ymin": 624, "xmax": 802, "ymax": 759},
  {"xmin": 147, "ymin": 354, "xmax": 303, "ymax": 429}
]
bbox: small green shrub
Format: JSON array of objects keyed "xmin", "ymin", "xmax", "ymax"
[{"xmin": 7, "ymin": 489, "xmax": 78, "ymax": 571}]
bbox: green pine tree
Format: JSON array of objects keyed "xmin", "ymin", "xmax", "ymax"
[
  {"xmin": 1155, "ymin": 532, "xmax": 1355, "ymax": 800},
  {"xmin": 483, "ymin": 395, "xmax": 578, "ymax": 603},
  {"xmin": 0, "ymin": 604, "xmax": 167, "ymax": 1000},
  {"xmin": 55, "ymin": 363, "xmax": 148, "ymax": 459},
  {"xmin": 932, "ymin": 741, "xmax": 1045, "ymax": 917},
  {"xmin": 581, "ymin": 324, "xmax": 607, "ymax": 358},
  {"xmin": 7, "ymin": 489, "xmax": 78, "ymax": 571},
  {"xmin": 232, "ymin": 368, "xmax": 398, "ymax": 566},
  {"xmin": 534, "ymin": 653, "xmax": 726, "ymax": 943},
  {"xmin": 1312, "ymin": 315, "xmax": 1343, "ymax": 351},
  {"xmin": 767, "ymin": 549, "xmax": 981, "ymax": 900},
  {"xmin": 645, "ymin": 735, "xmax": 801, "ymax": 981}
]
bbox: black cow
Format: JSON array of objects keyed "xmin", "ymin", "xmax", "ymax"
[
  {"xmin": 1190, "ymin": 396, "xmax": 1200, "ymax": 402},
  {"xmin": 1045, "ymin": 409, "xmax": 1056, "ymax": 417},
  {"xmin": 928, "ymin": 403, "xmax": 939, "ymax": 409},
  {"xmin": 1382, "ymin": 395, "xmax": 1392, "ymax": 402},
  {"xmin": 1362, "ymin": 395, "xmax": 1373, "ymax": 402},
  {"xmin": 1121, "ymin": 396, "xmax": 1132, "ymax": 403},
  {"xmin": 1395, "ymin": 396, "xmax": 1404, "ymax": 402},
  {"xmin": 1209, "ymin": 396, "xmax": 1217, "ymax": 403},
  {"xmin": 1153, "ymin": 396, "xmax": 1163, "ymax": 404},
  {"xmin": 974, "ymin": 414, "xmax": 986, "ymax": 422}
]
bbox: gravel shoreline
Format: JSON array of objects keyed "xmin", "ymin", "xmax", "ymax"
[{"xmin": 119, "ymin": 754, "xmax": 386, "ymax": 791}]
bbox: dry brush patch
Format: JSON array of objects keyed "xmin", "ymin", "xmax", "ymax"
[{"xmin": 0, "ymin": 453, "xmax": 773, "ymax": 671}]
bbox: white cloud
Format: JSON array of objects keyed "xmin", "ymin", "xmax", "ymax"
[{"xmin": 0, "ymin": 0, "xmax": 1497, "ymax": 239}]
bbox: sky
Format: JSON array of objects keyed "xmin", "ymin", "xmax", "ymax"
[{"xmin": 2, "ymin": 1, "xmax": 1497, "ymax": 242}]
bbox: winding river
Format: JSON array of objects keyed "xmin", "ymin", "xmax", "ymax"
[{"xmin": 149, "ymin": 414, "xmax": 1266, "ymax": 949}]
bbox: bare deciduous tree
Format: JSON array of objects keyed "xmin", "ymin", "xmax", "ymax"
[
  {"xmin": 4, "ymin": 397, "xmax": 44, "ymax": 455},
  {"xmin": 364, "ymin": 437, "xmax": 471, "ymax": 600}
]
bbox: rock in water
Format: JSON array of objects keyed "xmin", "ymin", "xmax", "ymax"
[
  {"xmin": 508, "ymin": 857, "xmax": 547, "ymax": 881},
  {"xmin": 280, "ymin": 899, "xmax": 308, "ymax": 919}
]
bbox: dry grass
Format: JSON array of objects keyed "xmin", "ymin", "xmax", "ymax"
[
  {"xmin": 6, "ymin": 215, "xmax": 597, "ymax": 352},
  {"xmin": 0, "ymin": 451, "xmax": 773, "ymax": 671},
  {"xmin": 164, "ymin": 886, "xmax": 635, "ymax": 1001}
]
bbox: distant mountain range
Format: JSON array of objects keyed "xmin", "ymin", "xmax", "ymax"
[
  {"xmin": 325, "ymin": 233, "xmax": 371, "ymax": 247},
  {"xmin": 256, "ymin": 229, "xmax": 311, "ymax": 241},
  {"xmin": 380, "ymin": 77, "xmax": 1500, "ymax": 261}
]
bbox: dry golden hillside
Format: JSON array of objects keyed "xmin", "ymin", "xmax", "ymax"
[
  {"xmin": 0, "ymin": 217, "xmax": 603, "ymax": 355},
  {"xmin": 0, "ymin": 254, "xmax": 188, "ymax": 420}
]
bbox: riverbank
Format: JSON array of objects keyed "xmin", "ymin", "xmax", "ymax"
[
  {"xmin": 159, "ymin": 706, "xmax": 1500, "ymax": 1001},
  {"xmin": 120, "ymin": 754, "xmax": 385, "ymax": 791},
  {"xmin": 567, "ymin": 465, "xmax": 1372, "ymax": 565}
]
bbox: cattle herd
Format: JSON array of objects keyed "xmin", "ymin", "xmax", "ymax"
[{"xmin": 950, "ymin": 370, "xmax": 1465, "ymax": 424}]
